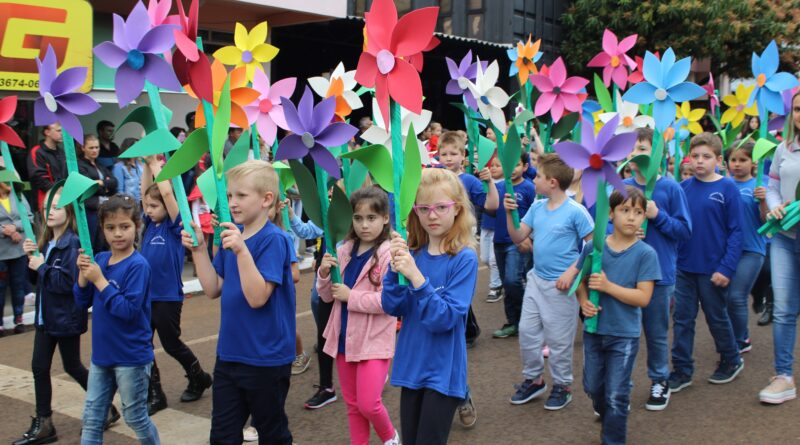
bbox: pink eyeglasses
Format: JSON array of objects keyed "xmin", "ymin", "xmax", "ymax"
[{"xmin": 413, "ymin": 201, "xmax": 456, "ymax": 217}]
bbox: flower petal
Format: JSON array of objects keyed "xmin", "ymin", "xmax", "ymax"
[
  {"xmin": 760, "ymin": 40, "xmax": 779, "ymax": 78},
  {"xmin": 618, "ymin": 34, "xmax": 637, "ymax": 53},
  {"xmin": 667, "ymin": 82, "xmax": 706, "ymax": 102},
  {"xmin": 275, "ymin": 134, "xmax": 309, "ymax": 161},
  {"xmin": 308, "ymin": 76, "xmax": 330, "ymax": 98},
  {"xmin": 484, "ymin": 86, "xmax": 510, "ymax": 109},
  {"xmin": 445, "ymin": 56, "xmax": 460, "ymax": 80},
  {"xmin": 480, "ymin": 60, "xmax": 500, "ymax": 93},
  {"xmin": 124, "ymin": 2, "xmax": 151, "ymax": 49},
  {"xmin": 354, "ymin": 52, "xmax": 377, "ymax": 88},
  {"xmin": 652, "ymin": 97, "xmax": 676, "ymax": 131},
  {"xmin": 33, "ymin": 99, "xmax": 57, "ymax": 128},
  {"xmin": 487, "ymin": 106, "xmax": 507, "ymax": 134},
  {"xmin": 550, "ymin": 98, "xmax": 565, "ymax": 123},
  {"xmin": 114, "ymin": 64, "xmax": 145, "ymax": 107},
  {"xmin": 365, "ymin": 0, "xmax": 398, "ymax": 50},
  {"xmin": 549, "ymin": 58, "xmax": 567, "ymax": 87},
  {"xmin": 214, "ymin": 46, "xmax": 242, "ymax": 66},
  {"xmin": 765, "ymin": 72, "xmax": 799, "ymax": 94},
  {"xmin": 143, "ymin": 54, "xmax": 183, "ymax": 92},
  {"xmin": 315, "ymin": 121, "xmax": 358, "ymax": 147},
  {"xmin": 55, "ymin": 93, "xmax": 99, "ymax": 116},
  {"xmin": 257, "ymin": 114, "xmax": 278, "ymax": 145},
  {"xmin": 137, "ymin": 24, "xmax": 178, "ymax": 54},
  {"xmin": 642, "ymin": 51, "xmax": 662, "ymax": 87},
  {"xmin": 603, "ymin": 163, "xmax": 628, "ymax": 197},
  {"xmin": 55, "ymin": 109, "xmax": 85, "ymax": 144},
  {"xmin": 311, "ymin": 96, "xmax": 337, "ymax": 135},
  {"xmin": 581, "ymin": 168, "xmax": 601, "ymax": 208},
  {"xmin": 50, "ymin": 66, "xmax": 88, "ymax": 97},
  {"xmin": 601, "ymin": 132, "xmax": 637, "ymax": 161},
  {"xmin": 587, "ymin": 52, "xmax": 610, "ymax": 68},
  {"xmin": 390, "ymin": 7, "xmax": 438, "ymax": 57},
  {"xmin": 247, "ymin": 22, "xmax": 268, "ymax": 49},
  {"xmin": 622, "ymin": 82, "xmax": 656, "ymax": 105},
  {"xmin": 279, "ymin": 97, "xmax": 305, "ymax": 135},
  {"xmin": 36, "ymin": 46, "xmax": 57, "ymax": 95},
  {"xmin": 534, "ymin": 92, "xmax": 557, "ymax": 117},
  {"xmin": 664, "ymin": 56, "xmax": 691, "ymax": 89},
  {"xmin": 112, "ymin": 13, "xmax": 128, "ymax": 50},
  {"xmin": 310, "ymin": 145, "xmax": 342, "ymax": 178},
  {"xmin": 269, "ymin": 77, "xmax": 297, "ymax": 102},
  {"xmin": 387, "ymin": 59, "xmax": 423, "ymax": 114},
  {"xmin": 297, "ymin": 87, "xmax": 315, "ymax": 131},
  {"xmin": 529, "ymin": 74, "xmax": 554, "ymax": 93},
  {"xmin": 233, "ymin": 22, "xmax": 247, "ymax": 49},
  {"xmin": 553, "ymin": 141, "xmax": 592, "ymax": 170},
  {"xmin": 252, "ymin": 43, "xmax": 279, "ymax": 63},
  {"xmin": 93, "ymin": 42, "xmax": 127, "ymax": 69},
  {"xmin": 561, "ymin": 76, "xmax": 589, "ymax": 94},
  {"xmin": 602, "ymin": 29, "xmax": 619, "ymax": 54}
]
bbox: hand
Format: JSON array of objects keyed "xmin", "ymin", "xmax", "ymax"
[
  {"xmin": 389, "ymin": 231, "xmax": 409, "ymax": 259},
  {"xmin": 9, "ymin": 232, "xmax": 22, "ymax": 243},
  {"xmin": 96, "ymin": 179, "xmax": 104, "ymax": 187},
  {"xmin": 22, "ymin": 239, "xmax": 37, "ymax": 254},
  {"xmin": 753, "ymin": 186, "xmax": 767, "ymax": 201},
  {"xmin": 518, "ymin": 238, "xmax": 532, "ymax": 254},
  {"xmin": 556, "ymin": 266, "xmax": 578, "ymax": 291},
  {"xmin": 503, "ymin": 193, "xmax": 518, "ymax": 211},
  {"xmin": 77, "ymin": 252, "xmax": 104, "ymax": 284},
  {"xmin": 711, "ymin": 272, "xmax": 730, "ymax": 288},
  {"xmin": 588, "ymin": 272, "xmax": 610, "ymax": 293},
  {"xmin": 478, "ymin": 167, "xmax": 492, "ymax": 182},
  {"xmin": 210, "ymin": 213, "xmax": 219, "ymax": 228},
  {"xmin": 181, "ymin": 222, "xmax": 206, "ymax": 251},
  {"xmin": 331, "ymin": 283, "xmax": 350, "ymax": 302},
  {"xmin": 2, "ymin": 224, "xmax": 16, "ymax": 236},
  {"xmin": 635, "ymin": 228, "xmax": 645, "ymax": 240},
  {"xmin": 645, "ymin": 200, "xmax": 659, "ymax": 219},
  {"xmin": 768, "ymin": 201, "xmax": 791, "ymax": 221},
  {"xmin": 579, "ymin": 296, "xmax": 601, "ymax": 318},
  {"xmin": 318, "ymin": 253, "xmax": 338, "ymax": 279},
  {"xmin": 27, "ymin": 254, "xmax": 44, "ymax": 271},
  {"xmin": 219, "ymin": 222, "xmax": 246, "ymax": 254},
  {"xmin": 285, "ymin": 199, "xmax": 295, "ymax": 219},
  {"xmin": 391, "ymin": 248, "xmax": 422, "ymax": 284}
]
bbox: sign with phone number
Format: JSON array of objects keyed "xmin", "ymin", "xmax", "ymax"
[{"xmin": 0, "ymin": 0, "xmax": 93, "ymax": 92}]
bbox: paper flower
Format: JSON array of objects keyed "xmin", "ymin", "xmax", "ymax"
[
  {"xmin": 768, "ymin": 87, "xmax": 799, "ymax": 132},
  {"xmin": 721, "ymin": 84, "xmax": 758, "ymax": 128},
  {"xmin": 308, "ymin": 62, "xmax": 363, "ymax": 121},
  {"xmin": 628, "ymin": 52, "xmax": 658, "ymax": 85},
  {"xmin": 675, "ymin": 101, "xmax": 705, "ymax": 135},
  {"xmin": 466, "ymin": 60, "xmax": 510, "ymax": 132},
  {"xmin": 553, "ymin": 115, "xmax": 636, "ymax": 206},
  {"xmin": 275, "ymin": 87, "xmax": 358, "ymax": 178},
  {"xmin": 445, "ymin": 50, "xmax": 487, "ymax": 111},
  {"xmin": 147, "ymin": 0, "xmax": 179, "ymax": 26},
  {"xmin": 587, "ymin": 29, "xmax": 637, "ymax": 90},
  {"xmin": 598, "ymin": 92, "xmax": 654, "ymax": 134},
  {"xmin": 213, "ymin": 22, "xmax": 279, "ymax": 82},
  {"xmin": 34, "ymin": 46, "xmax": 99, "ymax": 144},
  {"xmin": 361, "ymin": 98, "xmax": 433, "ymax": 164},
  {"xmin": 170, "ymin": 0, "xmax": 213, "ymax": 103},
  {"xmin": 0, "ymin": 96, "xmax": 24, "ymax": 148},
  {"xmin": 747, "ymin": 40, "xmax": 799, "ymax": 115},
  {"xmin": 507, "ymin": 35, "xmax": 542, "ymax": 85},
  {"xmin": 582, "ymin": 99, "xmax": 602, "ymax": 124},
  {"xmin": 186, "ymin": 60, "xmax": 259, "ymax": 129},
  {"xmin": 665, "ymin": 117, "xmax": 690, "ymax": 157},
  {"xmin": 622, "ymin": 48, "xmax": 705, "ymax": 131},
  {"xmin": 93, "ymin": 1, "xmax": 182, "ymax": 107},
  {"xmin": 244, "ymin": 69, "xmax": 296, "ymax": 146},
  {"xmin": 355, "ymin": 0, "xmax": 439, "ymax": 126},
  {"xmin": 703, "ymin": 73, "xmax": 719, "ymax": 117},
  {"xmin": 529, "ymin": 57, "xmax": 588, "ymax": 124}
]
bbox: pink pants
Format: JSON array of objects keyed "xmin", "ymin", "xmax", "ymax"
[{"xmin": 336, "ymin": 355, "xmax": 395, "ymax": 445}]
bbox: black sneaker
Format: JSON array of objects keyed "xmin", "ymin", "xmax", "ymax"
[
  {"xmin": 645, "ymin": 381, "xmax": 670, "ymax": 411},
  {"xmin": 509, "ymin": 379, "xmax": 547, "ymax": 405},
  {"xmin": 485, "ymin": 287, "xmax": 503, "ymax": 303},
  {"xmin": 304, "ymin": 386, "xmax": 337, "ymax": 409},
  {"xmin": 668, "ymin": 372, "xmax": 692, "ymax": 393},
  {"xmin": 544, "ymin": 384, "xmax": 572, "ymax": 410},
  {"xmin": 708, "ymin": 359, "xmax": 744, "ymax": 384},
  {"xmin": 739, "ymin": 339, "xmax": 752, "ymax": 353}
]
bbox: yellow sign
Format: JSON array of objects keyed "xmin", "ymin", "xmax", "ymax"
[{"xmin": 0, "ymin": 0, "xmax": 93, "ymax": 92}]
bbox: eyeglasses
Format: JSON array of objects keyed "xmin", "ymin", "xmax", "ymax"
[{"xmin": 413, "ymin": 201, "xmax": 456, "ymax": 217}]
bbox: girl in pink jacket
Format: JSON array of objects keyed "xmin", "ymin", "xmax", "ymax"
[{"xmin": 317, "ymin": 186, "xmax": 398, "ymax": 445}]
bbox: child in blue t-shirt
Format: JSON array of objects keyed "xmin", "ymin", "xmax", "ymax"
[
  {"xmin": 577, "ymin": 186, "xmax": 661, "ymax": 445},
  {"xmin": 724, "ymin": 142, "xmax": 768, "ymax": 352},
  {"xmin": 183, "ymin": 161, "xmax": 295, "ymax": 444},
  {"xmin": 671, "ymin": 133, "xmax": 744, "ymax": 392},
  {"xmin": 479, "ymin": 157, "xmax": 505, "ymax": 302}
]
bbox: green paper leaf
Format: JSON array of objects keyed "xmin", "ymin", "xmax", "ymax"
[
  {"xmin": 476, "ymin": 135, "xmax": 496, "ymax": 170},
  {"xmin": 450, "ymin": 102, "xmax": 471, "ymax": 116},
  {"xmin": 753, "ymin": 138, "xmax": 777, "ymax": 161},
  {"xmin": 550, "ymin": 112, "xmax": 580, "ymax": 141},
  {"xmin": 224, "ymin": 129, "xmax": 251, "ymax": 171},
  {"xmin": 289, "ymin": 160, "xmax": 323, "ymax": 228},
  {"xmin": 513, "ymin": 110, "xmax": 535, "ymax": 128},
  {"xmin": 212, "ymin": 77, "xmax": 232, "ymax": 176},
  {"xmin": 0, "ymin": 169, "xmax": 22, "ymax": 183},
  {"xmin": 328, "ymin": 185, "xmax": 353, "ymax": 246},
  {"xmin": 399, "ymin": 124, "xmax": 422, "ymax": 227},
  {"xmin": 723, "ymin": 123, "xmax": 745, "ymax": 148},
  {"xmin": 594, "ymin": 74, "xmax": 613, "ymax": 113},
  {"xmin": 340, "ymin": 144, "xmax": 394, "ymax": 193},
  {"xmin": 57, "ymin": 172, "xmax": 99, "ymax": 207},
  {"xmin": 196, "ymin": 169, "xmax": 217, "ymax": 210},
  {"xmin": 355, "ymin": 86, "xmax": 374, "ymax": 96},
  {"xmin": 119, "ymin": 128, "xmax": 180, "ymax": 158},
  {"xmin": 156, "ymin": 128, "xmax": 210, "ymax": 182},
  {"xmin": 616, "ymin": 154, "xmax": 650, "ymax": 175},
  {"xmin": 116, "ymin": 105, "xmax": 174, "ymax": 136},
  {"xmin": 346, "ymin": 158, "xmax": 370, "ymax": 193},
  {"xmin": 273, "ymin": 161, "xmax": 296, "ymax": 192},
  {"xmin": 501, "ymin": 125, "xmax": 523, "ymax": 176},
  {"xmin": 568, "ymin": 252, "xmax": 593, "ymax": 296}
]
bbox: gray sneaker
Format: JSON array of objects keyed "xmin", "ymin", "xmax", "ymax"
[{"xmin": 457, "ymin": 394, "xmax": 477, "ymax": 428}]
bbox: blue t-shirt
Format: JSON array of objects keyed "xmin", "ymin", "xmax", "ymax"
[
  {"xmin": 74, "ymin": 251, "xmax": 153, "ymax": 367},
  {"xmin": 381, "ymin": 247, "xmax": 478, "ymax": 399},
  {"xmin": 522, "ymin": 198, "xmax": 594, "ymax": 281},
  {"xmin": 678, "ymin": 177, "xmax": 744, "ymax": 278},
  {"xmin": 339, "ymin": 244, "xmax": 374, "ymax": 354},
  {"xmin": 213, "ymin": 221, "xmax": 296, "ymax": 367},
  {"xmin": 624, "ymin": 177, "xmax": 692, "ymax": 286},
  {"xmin": 493, "ymin": 179, "xmax": 536, "ymax": 244},
  {"xmin": 459, "ymin": 172, "xmax": 486, "ymax": 209},
  {"xmin": 733, "ymin": 178, "xmax": 767, "ymax": 255},
  {"xmin": 523, "ymin": 163, "xmax": 537, "ymax": 182},
  {"xmin": 141, "ymin": 215, "xmax": 185, "ymax": 302},
  {"xmin": 480, "ymin": 179, "xmax": 503, "ymax": 230},
  {"xmin": 577, "ymin": 240, "xmax": 662, "ymax": 337}
]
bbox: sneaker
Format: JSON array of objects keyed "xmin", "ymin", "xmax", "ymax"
[
  {"xmin": 542, "ymin": 345, "xmax": 550, "ymax": 358},
  {"xmin": 298, "ymin": 256, "xmax": 314, "ymax": 271},
  {"xmin": 24, "ymin": 292, "xmax": 35, "ymax": 306},
  {"xmin": 509, "ymin": 379, "xmax": 547, "ymax": 405},
  {"xmin": 304, "ymin": 386, "xmax": 337, "ymax": 409},
  {"xmin": 668, "ymin": 372, "xmax": 692, "ymax": 393},
  {"xmin": 383, "ymin": 430, "xmax": 401, "ymax": 445},
  {"xmin": 292, "ymin": 351, "xmax": 311, "ymax": 375},
  {"xmin": 759, "ymin": 375, "xmax": 797, "ymax": 404},
  {"xmin": 492, "ymin": 324, "xmax": 518, "ymax": 338},
  {"xmin": 645, "ymin": 381, "xmax": 670, "ymax": 411},
  {"xmin": 739, "ymin": 339, "xmax": 752, "ymax": 354},
  {"xmin": 485, "ymin": 287, "xmax": 503, "ymax": 303},
  {"xmin": 544, "ymin": 385, "xmax": 572, "ymax": 410},
  {"xmin": 457, "ymin": 394, "xmax": 477, "ymax": 428},
  {"xmin": 13, "ymin": 315, "xmax": 25, "ymax": 334},
  {"xmin": 243, "ymin": 426, "xmax": 259, "ymax": 442},
  {"xmin": 708, "ymin": 359, "xmax": 744, "ymax": 384}
]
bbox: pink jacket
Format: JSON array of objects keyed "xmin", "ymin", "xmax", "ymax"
[{"xmin": 316, "ymin": 239, "xmax": 396, "ymax": 362}]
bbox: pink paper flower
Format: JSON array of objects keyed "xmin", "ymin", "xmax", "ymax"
[
  {"xmin": 529, "ymin": 57, "xmax": 588, "ymax": 123},
  {"xmin": 245, "ymin": 69, "xmax": 297, "ymax": 146},
  {"xmin": 587, "ymin": 29, "xmax": 637, "ymax": 90}
]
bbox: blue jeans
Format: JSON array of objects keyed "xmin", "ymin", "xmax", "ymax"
[
  {"xmin": 494, "ymin": 242, "xmax": 524, "ymax": 327},
  {"xmin": 771, "ymin": 234, "xmax": 800, "ymax": 376},
  {"xmin": 81, "ymin": 362, "xmax": 159, "ymax": 445},
  {"xmin": 642, "ymin": 285, "xmax": 673, "ymax": 382},
  {"xmin": 0, "ymin": 255, "xmax": 28, "ymax": 319},
  {"xmin": 671, "ymin": 271, "xmax": 740, "ymax": 377},
  {"xmin": 583, "ymin": 333, "xmax": 639, "ymax": 445},
  {"xmin": 727, "ymin": 252, "xmax": 765, "ymax": 347}
]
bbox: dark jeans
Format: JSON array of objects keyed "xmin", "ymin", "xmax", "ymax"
[
  {"xmin": 583, "ymin": 333, "xmax": 639, "ymax": 445},
  {"xmin": 32, "ymin": 329, "xmax": 88, "ymax": 417},
  {"xmin": 0, "ymin": 255, "xmax": 28, "ymax": 319},
  {"xmin": 399, "ymin": 387, "xmax": 461, "ymax": 445},
  {"xmin": 85, "ymin": 210, "xmax": 106, "ymax": 253},
  {"xmin": 210, "ymin": 360, "xmax": 292, "ymax": 445},
  {"xmin": 494, "ymin": 242, "xmax": 525, "ymax": 327},
  {"xmin": 642, "ymin": 285, "xmax": 673, "ymax": 382},
  {"xmin": 751, "ymin": 248, "xmax": 772, "ymax": 308},
  {"xmin": 151, "ymin": 301, "xmax": 198, "ymax": 372}
]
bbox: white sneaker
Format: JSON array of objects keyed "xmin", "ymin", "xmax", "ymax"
[
  {"xmin": 243, "ymin": 426, "xmax": 259, "ymax": 442},
  {"xmin": 298, "ymin": 257, "xmax": 314, "ymax": 271},
  {"xmin": 759, "ymin": 375, "xmax": 797, "ymax": 404},
  {"xmin": 383, "ymin": 430, "xmax": 401, "ymax": 445}
]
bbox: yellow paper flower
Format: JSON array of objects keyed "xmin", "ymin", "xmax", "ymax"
[
  {"xmin": 213, "ymin": 22, "xmax": 279, "ymax": 82},
  {"xmin": 720, "ymin": 84, "xmax": 758, "ymax": 128},
  {"xmin": 675, "ymin": 101, "xmax": 705, "ymax": 135}
]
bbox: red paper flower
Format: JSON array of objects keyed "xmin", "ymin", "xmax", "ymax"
[
  {"xmin": 171, "ymin": 0, "xmax": 213, "ymax": 103},
  {"xmin": 0, "ymin": 96, "xmax": 23, "ymax": 148}
]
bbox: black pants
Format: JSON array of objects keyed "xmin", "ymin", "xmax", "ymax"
[
  {"xmin": 752, "ymin": 249, "xmax": 773, "ymax": 307},
  {"xmin": 209, "ymin": 360, "xmax": 292, "ymax": 445},
  {"xmin": 400, "ymin": 387, "xmax": 461, "ymax": 445},
  {"xmin": 151, "ymin": 301, "xmax": 198, "ymax": 373},
  {"xmin": 314, "ymin": 299, "xmax": 334, "ymax": 389},
  {"xmin": 31, "ymin": 329, "xmax": 88, "ymax": 417}
]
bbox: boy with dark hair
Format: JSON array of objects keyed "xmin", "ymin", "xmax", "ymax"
[{"xmin": 96, "ymin": 120, "xmax": 119, "ymax": 169}]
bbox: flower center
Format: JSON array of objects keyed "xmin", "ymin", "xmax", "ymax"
[
  {"xmin": 376, "ymin": 49, "xmax": 395, "ymax": 75},
  {"xmin": 480, "ymin": 95, "xmax": 491, "ymax": 105},
  {"xmin": 241, "ymin": 50, "xmax": 254, "ymax": 63},
  {"xmin": 663, "ymin": 127, "xmax": 675, "ymax": 142},
  {"xmin": 589, "ymin": 154, "xmax": 604, "ymax": 170},
  {"xmin": 457, "ymin": 76, "xmax": 470, "ymax": 90},
  {"xmin": 301, "ymin": 132, "xmax": 315, "ymax": 149},
  {"xmin": 654, "ymin": 88, "xmax": 668, "ymax": 101},
  {"xmin": 757, "ymin": 73, "xmax": 767, "ymax": 87},
  {"xmin": 610, "ymin": 56, "xmax": 620, "ymax": 68},
  {"xmin": 622, "ymin": 116, "xmax": 633, "ymax": 127},
  {"xmin": 522, "ymin": 57, "xmax": 531, "ymax": 66},
  {"xmin": 736, "ymin": 104, "xmax": 744, "ymax": 112},
  {"xmin": 552, "ymin": 86, "xmax": 562, "ymax": 95},
  {"xmin": 126, "ymin": 49, "xmax": 145, "ymax": 71},
  {"xmin": 259, "ymin": 99, "xmax": 273, "ymax": 114},
  {"xmin": 43, "ymin": 92, "xmax": 58, "ymax": 112}
]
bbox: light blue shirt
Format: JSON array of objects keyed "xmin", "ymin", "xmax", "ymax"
[{"xmin": 112, "ymin": 161, "xmax": 143, "ymax": 202}]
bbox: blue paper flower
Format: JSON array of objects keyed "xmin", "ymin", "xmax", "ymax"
[
  {"xmin": 746, "ymin": 40, "xmax": 799, "ymax": 116},
  {"xmin": 622, "ymin": 48, "xmax": 705, "ymax": 131}
]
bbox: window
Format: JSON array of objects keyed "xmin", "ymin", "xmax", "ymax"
[
  {"xmin": 437, "ymin": 0, "xmax": 452, "ymax": 34},
  {"xmin": 439, "ymin": 0, "xmax": 452, "ymax": 14},
  {"xmin": 396, "ymin": 0, "xmax": 411, "ymax": 13},
  {"xmin": 467, "ymin": 0, "xmax": 484, "ymax": 39},
  {"xmin": 354, "ymin": 0, "xmax": 367, "ymax": 16}
]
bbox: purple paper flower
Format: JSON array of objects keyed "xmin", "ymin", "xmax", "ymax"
[
  {"xmin": 553, "ymin": 115, "xmax": 636, "ymax": 207},
  {"xmin": 445, "ymin": 50, "xmax": 487, "ymax": 111},
  {"xmin": 275, "ymin": 87, "xmax": 358, "ymax": 179},
  {"xmin": 768, "ymin": 87, "xmax": 799, "ymax": 132},
  {"xmin": 93, "ymin": 1, "xmax": 182, "ymax": 107},
  {"xmin": 34, "ymin": 46, "xmax": 99, "ymax": 145}
]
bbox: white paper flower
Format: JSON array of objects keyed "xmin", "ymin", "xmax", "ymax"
[
  {"xmin": 362, "ymin": 98, "xmax": 433, "ymax": 165},
  {"xmin": 599, "ymin": 92, "xmax": 655, "ymax": 134},
  {"xmin": 308, "ymin": 62, "xmax": 363, "ymax": 119},
  {"xmin": 466, "ymin": 59, "xmax": 510, "ymax": 133}
]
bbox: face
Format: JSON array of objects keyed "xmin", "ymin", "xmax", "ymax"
[
  {"xmin": 45, "ymin": 124, "xmax": 63, "ymax": 143},
  {"xmin": 628, "ymin": 139, "xmax": 653, "ymax": 174},
  {"xmin": 414, "ymin": 188, "xmax": 458, "ymax": 240},
  {"xmin": 489, "ymin": 157, "xmax": 504, "ymax": 179},
  {"xmin": 681, "ymin": 164, "xmax": 695, "ymax": 181},
  {"xmin": 352, "ymin": 202, "xmax": 388, "ymax": 244},
  {"xmin": 100, "ymin": 125, "xmax": 115, "ymax": 140},
  {"xmin": 610, "ymin": 199, "xmax": 646, "ymax": 237},
  {"xmin": 143, "ymin": 195, "xmax": 168, "ymax": 223},
  {"xmin": 667, "ymin": 156, "xmax": 675, "ymax": 173},
  {"xmin": 229, "ymin": 128, "xmax": 243, "ymax": 142},
  {"xmin": 793, "ymin": 95, "xmax": 800, "ymax": 134},
  {"xmin": 0, "ymin": 182, "xmax": 10, "ymax": 194},
  {"xmin": 511, "ymin": 160, "xmax": 525, "ymax": 181},
  {"xmin": 486, "ymin": 127, "xmax": 496, "ymax": 142},
  {"xmin": 82, "ymin": 139, "xmax": 100, "ymax": 160},
  {"xmin": 46, "ymin": 193, "xmax": 67, "ymax": 228},
  {"xmin": 533, "ymin": 172, "xmax": 557, "ymax": 196},
  {"xmin": 227, "ymin": 177, "xmax": 274, "ymax": 226},
  {"xmin": 431, "ymin": 124, "xmax": 442, "ymax": 137},
  {"xmin": 529, "ymin": 150, "xmax": 539, "ymax": 168},
  {"xmin": 749, "ymin": 116, "xmax": 760, "ymax": 131},
  {"xmin": 727, "ymin": 149, "xmax": 754, "ymax": 180},
  {"xmin": 690, "ymin": 144, "xmax": 720, "ymax": 179},
  {"xmin": 438, "ymin": 144, "xmax": 465, "ymax": 173},
  {"xmin": 102, "ymin": 210, "xmax": 137, "ymax": 252}
]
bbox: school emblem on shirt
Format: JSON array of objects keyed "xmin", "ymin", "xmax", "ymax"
[
  {"xmin": 739, "ymin": 188, "xmax": 754, "ymax": 199},
  {"xmin": 149, "ymin": 235, "xmax": 166, "ymax": 246},
  {"xmin": 708, "ymin": 192, "xmax": 726, "ymax": 204}
]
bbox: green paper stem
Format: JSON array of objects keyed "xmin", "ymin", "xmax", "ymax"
[
  {"xmin": 584, "ymin": 179, "xmax": 609, "ymax": 334},
  {"xmin": 314, "ymin": 164, "xmax": 341, "ymax": 284},
  {"xmin": 341, "ymin": 143, "xmax": 351, "ymax": 197},
  {"xmin": 641, "ymin": 129, "xmax": 665, "ymax": 234},
  {"xmin": 0, "ymin": 141, "xmax": 38, "ymax": 255},
  {"xmin": 490, "ymin": 122, "xmax": 520, "ymax": 229},
  {"xmin": 541, "ymin": 121, "xmax": 552, "ymax": 153},
  {"xmin": 611, "ymin": 84, "xmax": 618, "ymax": 113},
  {"xmin": 62, "ymin": 131, "xmax": 93, "ymax": 260},
  {"xmin": 756, "ymin": 104, "xmax": 769, "ymax": 195},
  {"xmin": 250, "ymin": 123, "xmax": 260, "ymax": 160},
  {"xmin": 390, "ymin": 100, "xmax": 407, "ymax": 286}
]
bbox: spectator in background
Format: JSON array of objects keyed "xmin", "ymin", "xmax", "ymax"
[
  {"xmin": 223, "ymin": 127, "xmax": 243, "ymax": 156},
  {"xmin": 112, "ymin": 138, "xmax": 144, "ymax": 202},
  {"xmin": 28, "ymin": 124, "xmax": 67, "ymax": 211},
  {"xmin": 355, "ymin": 116, "xmax": 372, "ymax": 147},
  {"xmin": 78, "ymin": 134, "xmax": 118, "ymax": 252},
  {"xmin": 96, "ymin": 120, "xmax": 120, "ymax": 169},
  {"xmin": 185, "ymin": 111, "xmax": 196, "ymax": 133}
]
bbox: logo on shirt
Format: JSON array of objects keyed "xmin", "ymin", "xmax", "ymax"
[
  {"xmin": 149, "ymin": 235, "xmax": 166, "ymax": 246},
  {"xmin": 739, "ymin": 188, "xmax": 754, "ymax": 198},
  {"xmin": 708, "ymin": 192, "xmax": 726, "ymax": 204},
  {"xmin": 434, "ymin": 285, "xmax": 445, "ymax": 292}
]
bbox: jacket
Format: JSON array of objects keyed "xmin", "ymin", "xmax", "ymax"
[
  {"xmin": 27, "ymin": 142, "xmax": 67, "ymax": 210},
  {"xmin": 35, "ymin": 230, "xmax": 88, "ymax": 337},
  {"xmin": 0, "ymin": 192, "xmax": 31, "ymax": 260},
  {"xmin": 317, "ymin": 239, "xmax": 396, "ymax": 362},
  {"xmin": 78, "ymin": 158, "xmax": 118, "ymax": 211}
]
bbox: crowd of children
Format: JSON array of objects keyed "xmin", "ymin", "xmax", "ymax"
[{"xmin": 5, "ymin": 90, "xmax": 800, "ymax": 445}]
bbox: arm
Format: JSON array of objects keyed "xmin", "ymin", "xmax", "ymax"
[
  {"xmin": 141, "ymin": 157, "xmax": 154, "ymax": 200},
  {"xmin": 589, "ymin": 272, "xmax": 654, "ymax": 308},
  {"xmin": 717, "ymin": 184, "xmax": 744, "ymax": 280},
  {"xmin": 765, "ymin": 145, "xmax": 785, "ymax": 211},
  {"xmin": 236, "ymin": 246, "xmax": 276, "ymax": 309},
  {"xmin": 183, "ymin": 223, "xmax": 222, "ymax": 299},
  {"xmin": 27, "ymin": 150, "xmax": 54, "ymax": 191},
  {"xmin": 315, "ymin": 253, "xmax": 336, "ymax": 304},
  {"xmin": 480, "ymin": 170, "xmax": 499, "ymax": 212},
  {"xmin": 289, "ymin": 214, "xmax": 324, "ymax": 239},
  {"xmin": 414, "ymin": 251, "xmax": 477, "ymax": 333},
  {"xmin": 39, "ymin": 244, "xmax": 79, "ymax": 296},
  {"xmin": 73, "ymin": 282, "xmax": 94, "ymax": 310},
  {"xmin": 381, "ymin": 270, "xmax": 411, "ymax": 317},
  {"xmin": 649, "ymin": 185, "xmax": 692, "ymax": 243},
  {"xmin": 504, "ymin": 193, "xmax": 533, "ymax": 244},
  {"xmin": 99, "ymin": 262, "xmax": 150, "ymax": 322},
  {"xmin": 146, "ymin": 158, "xmax": 180, "ymax": 222}
]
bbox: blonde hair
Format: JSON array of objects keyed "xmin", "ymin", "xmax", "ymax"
[
  {"xmin": 226, "ymin": 160, "xmax": 278, "ymax": 198},
  {"xmin": 407, "ymin": 169, "xmax": 477, "ymax": 255}
]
